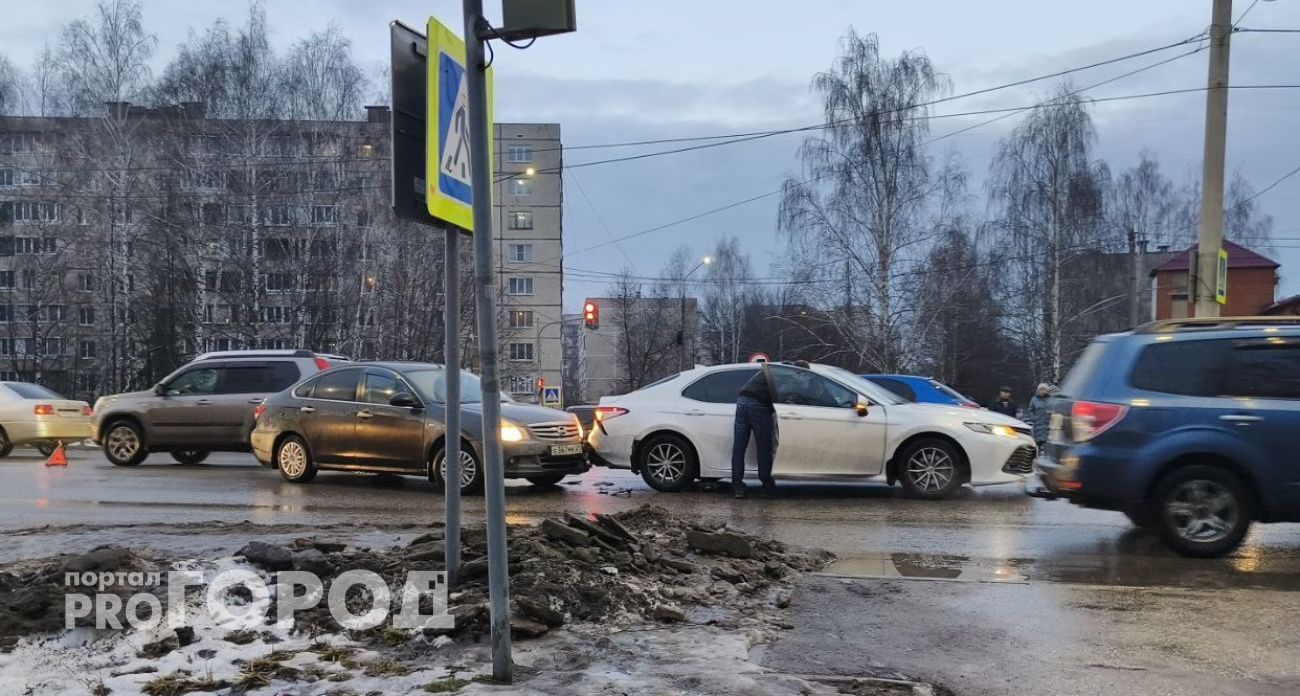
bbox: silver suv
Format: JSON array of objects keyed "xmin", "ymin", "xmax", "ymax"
[{"xmin": 92, "ymin": 350, "xmax": 349, "ymax": 466}]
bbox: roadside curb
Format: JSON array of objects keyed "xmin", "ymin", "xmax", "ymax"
[{"xmin": 775, "ymin": 671, "xmax": 944, "ymax": 695}]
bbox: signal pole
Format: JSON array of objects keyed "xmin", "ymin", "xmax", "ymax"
[
  {"xmin": 462, "ymin": 0, "xmax": 512, "ymax": 682},
  {"xmin": 1194, "ymin": 0, "xmax": 1232, "ymax": 317}
]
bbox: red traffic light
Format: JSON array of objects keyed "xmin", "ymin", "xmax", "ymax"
[
  {"xmin": 583, "ymin": 300, "xmax": 599, "ymax": 329},
  {"xmin": 535, "ymin": 377, "xmax": 545, "ymax": 390}
]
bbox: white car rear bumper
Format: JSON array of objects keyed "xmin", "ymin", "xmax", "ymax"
[{"xmin": 587, "ymin": 427, "xmax": 635, "ymax": 469}]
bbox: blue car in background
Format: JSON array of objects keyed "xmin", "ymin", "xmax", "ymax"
[
  {"xmin": 860, "ymin": 374, "xmax": 980, "ymax": 408},
  {"xmin": 1038, "ymin": 317, "xmax": 1300, "ymax": 558}
]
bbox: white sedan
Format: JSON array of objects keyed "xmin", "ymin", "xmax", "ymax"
[
  {"xmin": 0, "ymin": 381, "xmax": 93, "ymax": 457},
  {"xmin": 588, "ymin": 362, "xmax": 1035, "ymax": 499}
]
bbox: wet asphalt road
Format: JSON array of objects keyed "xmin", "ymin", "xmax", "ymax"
[{"xmin": 2, "ymin": 449, "xmax": 1299, "ymax": 694}]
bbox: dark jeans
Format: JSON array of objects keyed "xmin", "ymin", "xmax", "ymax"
[{"xmin": 731, "ymin": 396, "xmax": 774, "ymax": 489}]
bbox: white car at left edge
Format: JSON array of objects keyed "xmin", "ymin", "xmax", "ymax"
[{"xmin": 587, "ymin": 362, "xmax": 1035, "ymax": 499}]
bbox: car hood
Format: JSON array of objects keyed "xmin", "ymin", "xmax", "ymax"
[
  {"xmin": 898, "ymin": 402, "xmax": 1030, "ymax": 428},
  {"xmin": 461, "ymin": 401, "xmax": 574, "ymax": 426},
  {"xmin": 96, "ymin": 388, "xmax": 154, "ymax": 404}
]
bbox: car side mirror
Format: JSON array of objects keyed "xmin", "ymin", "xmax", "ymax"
[
  {"xmin": 390, "ymin": 392, "xmax": 419, "ymax": 409},
  {"xmin": 854, "ymin": 403, "xmax": 869, "ymax": 417},
  {"xmin": 154, "ymin": 384, "xmax": 167, "ymax": 396}
]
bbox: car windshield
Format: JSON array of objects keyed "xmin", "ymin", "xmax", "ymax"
[
  {"xmin": 4, "ymin": 382, "xmax": 63, "ymax": 400},
  {"xmin": 930, "ymin": 380, "xmax": 975, "ymax": 404},
  {"xmin": 402, "ymin": 369, "xmax": 484, "ymax": 404},
  {"xmin": 819, "ymin": 365, "xmax": 902, "ymax": 405}
]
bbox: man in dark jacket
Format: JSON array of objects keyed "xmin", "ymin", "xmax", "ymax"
[
  {"xmin": 988, "ymin": 386, "xmax": 1019, "ymax": 418},
  {"xmin": 731, "ymin": 360, "xmax": 808, "ymax": 498}
]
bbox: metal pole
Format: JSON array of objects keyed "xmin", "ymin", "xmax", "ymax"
[
  {"xmin": 443, "ymin": 225, "xmax": 461, "ymax": 587},
  {"xmin": 1194, "ymin": 0, "xmax": 1232, "ymax": 318},
  {"xmin": 678, "ymin": 289, "xmax": 687, "ymax": 371},
  {"xmin": 1128, "ymin": 227, "xmax": 1139, "ymax": 327},
  {"xmin": 461, "ymin": 0, "xmax": 512, "ymax": 682}
]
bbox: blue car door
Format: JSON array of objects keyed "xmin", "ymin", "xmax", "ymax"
[{"xmin": 1218, "ymin": 338, "xmax": 1300, "ymax": 518}]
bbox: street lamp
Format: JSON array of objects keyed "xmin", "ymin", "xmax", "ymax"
[{"xmin": 679, "ymin": 256, "xmax": 712, "ymax": 370}]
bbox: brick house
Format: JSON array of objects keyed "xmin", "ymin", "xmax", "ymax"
[{"xmin": 1150, "ymin": 240, "xmax": 1279, "ymax": 319}]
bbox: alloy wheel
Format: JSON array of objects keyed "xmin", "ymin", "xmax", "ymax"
[
  {"xmin": 906, "ymin": 447, "xmax": 955, "ymax": 493},
  {"xmin": 107, "ymin": 426, "xmax": 140, "ymax": 463},
  {"xmin": 645, "ymin": 442, "xmax": 687, "ymax": 484},
  {"xmin": 439, "ymin": 450, "xmax": 478, "ymax": 489},
  {"xmin": 1165, "ymin": 479, "xmax": 1239, "ymax": 544},
  {"xmin": 279, "ymin": 440, "xmax": 308, "ymax": 479}
]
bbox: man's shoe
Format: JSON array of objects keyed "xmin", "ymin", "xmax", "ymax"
[{"xmin": 732, "ymin": 485, "xmax": 746, "ymax": 499}]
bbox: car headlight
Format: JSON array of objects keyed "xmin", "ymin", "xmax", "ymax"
[
  {"xmin": 500, "ymin": 421, "xmax": 527, "ymax": 443},
  {"xmin": 964, "ymin": 422, "xmax": 1018, "ymax": 438},
  {"xmin": 574, "ymin": 417, "xmax": 584, "ymax": 442}
]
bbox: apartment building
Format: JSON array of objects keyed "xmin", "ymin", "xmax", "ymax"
[{"xmin": 0, "ymin": 105, "xmax": 563, "ymax": 401}]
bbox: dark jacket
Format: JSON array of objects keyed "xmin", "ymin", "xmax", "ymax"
[
  {"xmin": 738, "ymin": 369, "xmax": 775, "ymax": 411},
  {"xmin": 988, "ymin": 399, "xmax": 1018, "ymax": 418}
]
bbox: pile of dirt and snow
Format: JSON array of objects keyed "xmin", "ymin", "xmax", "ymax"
[
  {"xmin": 0, "ymin": 545, "xmax": 163, "ymax": 651},
  {"xmin": 252, "ymin": 504, "xmax": 833, "ymax": 642}
]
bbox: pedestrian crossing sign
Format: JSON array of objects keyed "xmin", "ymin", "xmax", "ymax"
[
  {"xmin": 426, "ymin": 17, "xmax": 493, "ymax": 233},
  {"xmin": 541, "ymin": 386, "xmax": 561, "ymax": 408}
]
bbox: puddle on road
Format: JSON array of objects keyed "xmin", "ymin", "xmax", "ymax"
[{"xmin": 825, "ymin": 552, "xmax": 1030, "ymax": 583}]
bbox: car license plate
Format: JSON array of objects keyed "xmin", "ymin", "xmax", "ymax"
[{"xmin": 550, "ymin": 444, "xmax": 583, "ymax": 457}]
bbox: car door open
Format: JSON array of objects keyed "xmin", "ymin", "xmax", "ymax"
[{"xmin": 770, "ymin": 366, "xmax": 888, "ymax": 477}]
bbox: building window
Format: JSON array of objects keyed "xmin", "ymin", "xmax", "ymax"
[
  {"xmin": 38, "ymin": 338, "xmax": 62, "ymax": 356},
  {"xmin": 41, "ymin": 305, "xmax": 65, "ymax": 321},
  {"xmin": 508, "ymin": 243, "xmax": 533, "ymax": 262},
  {"xmin": 311, "ymin": 205, "xmax": 338, "ymax": 225},
  {"xmin": 0, "ymin": 133, "xmax": 39, "ymax": 154},
  {"xmin": 79, "ymin": 306, "xmax": 94, "ymax": 326},
  {"xmin": 19, "ymin": 270, "xmax": 35, "ymax": 289},
  {"xmin": 264, "ymin": 205, "xmax": 292, "ymax": 226},
  {"xmin": 79, "ymin": 273, "xmax": 95, "ymax": 292},
  {"xmin": 507, "ymin": 145, "xmax": 533, "ymax": 163},
  {"xmin": 509, "ymin": 310, "xmax": 534, "ymax": 328},
  {"xmin": 226, "ymin": 205, "xmax": 252, "ymax": 224},
  {"xmin": 15, "ymin": 237, "xmax": 56, "ymax": 255},
  {"xmin": 263, "ymin": 306, "xmax": 292, "ymax": 324},
  {"xmin": 0, "ymin": 305, "xmax": 11, "ymax": 322},
  {"xmin": 0, "ymin": 271, "xmax": 13, "ymax": 289},
  {"xmin": 79, "ymin": 340, "xmax": 96, "ymax": 359},
  {"xmin": 508, "ymin": 342, "xmax": 535, "ymax": 361},
  {"xmin": 507, "ymin": 277, "xmax": 533, "ymax": 296},
  {"xmin": 266, "ymin": 273, "xmax": 295, "ymax": 292},
  {"xmin": 507, "ymin": 211, "xmax": 533, "ymax": 230},
  {"xmin": 508, "ymin": 178, "xmax": 533, "ymax": 196},
  {"xmin": 214, "ymin": 338, "xmax": 238, "ymax": 351},
  {"xmin": 356, "ymin": 209, "xmax": 372, "ymax": 227},
  {"xmin": 13, "ymin": 201, "xmax": 60, "ymax": 223},
  {"xmin": 0, "ymin": 170, "xmax": 12, "ymax": 187},
  {"xmin": 507, "ymin": 375, "xmax": 536, "ymax": 394}
]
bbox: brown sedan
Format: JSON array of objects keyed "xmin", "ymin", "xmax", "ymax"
[{"xmin": 250, "ymin": 362, "xmax": 588, "ymax": 493}]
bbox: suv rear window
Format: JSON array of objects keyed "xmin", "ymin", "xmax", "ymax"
[
  {"xmin": 1129, "ymin": 340, "xmax": 1228, "ymax": 396},
  {"xmin": 682, "ymin": 369, "xmax": 759, "ymax": 404},
  {"xmin": 218, "ymin": 362, "xmax": 301, "ymax": 394}
]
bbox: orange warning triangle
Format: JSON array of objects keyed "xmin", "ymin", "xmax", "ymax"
[{"xmin": 44, "ymin": 443, "xmax": 67, "ymax": 467}]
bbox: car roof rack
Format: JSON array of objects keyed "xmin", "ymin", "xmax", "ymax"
[{"xmin": 1135, "ymin": 316, "xmax": 1300, "ymax": 334}]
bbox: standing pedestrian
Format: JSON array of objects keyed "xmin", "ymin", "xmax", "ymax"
[
  {"xmin": 731, "ymin": 360, "xmax": 807, "ymax": 498},
  {"xmin": 1025, "ymin": 383, "xmax": 1053, "ymax": 450},
  {"xmin": 988, "ymin": 386, "xmax": 1019, "ymax": 419}
]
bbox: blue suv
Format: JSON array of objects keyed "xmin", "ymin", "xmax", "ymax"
[{"xmin": 1038, "ymin": 317, "xmax": 1300, "ymax": 557}]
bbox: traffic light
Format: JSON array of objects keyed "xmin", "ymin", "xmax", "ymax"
[
  {"xmin": 535, "ymin": 377, "xmax": 545, "ymax": 392},
  {"xmin": 583, "ymin": 300, "xmax": 599, "ymax": 330}
]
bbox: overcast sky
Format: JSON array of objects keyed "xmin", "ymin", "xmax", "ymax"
[{"xmin": 5, "ymin": 0, "xmax": 1300, "ymax": 309}]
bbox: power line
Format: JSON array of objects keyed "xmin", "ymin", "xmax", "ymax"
[
  {"xmin": 1234, "ymin": 0, "xmax": 1263, "ymax": 26},
  {"xmin": 564, "ymin": 169, "xmax": 635, "ymax": 268}
]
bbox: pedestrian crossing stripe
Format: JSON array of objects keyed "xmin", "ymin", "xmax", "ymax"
[{"xmin": 426, "ymin": 17, "xmax": 493, "ymax": 233}]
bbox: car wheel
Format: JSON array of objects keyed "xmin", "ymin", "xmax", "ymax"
[
  {"xmin": 104, "ymin": 421, "xmax": 147, "ymax": 466},
  {"xmin": 171, "ymin": 450, "xmax": 210, "ymax": 465},
  {"xmin": 36, "ymin": 442, "xmax": 57, "ymax": 457},
  {"xmin": 0, "ymin": 428, "xmax": 12, "ymax": 459},
  {"xmin": 276, "ymin": 436, "xmax": 317, "ymax": 483},
  {"xmin": 1153, "ymin": 465, "xmax": 1252, "ymax": 558},
  {"xmin": 898, "ymin": 438, "xmax": 965, "ymax": 500},
  {"xmin": 526, "ymin": 473, "xmax": 567, "ymax": 487},
  {"xmin": 638, "ymin": 434, "xmax": 698, "ymax": 492},
  {"xmin": 430, "ymin": 443, "xmax": 485, "ymax": 495}
]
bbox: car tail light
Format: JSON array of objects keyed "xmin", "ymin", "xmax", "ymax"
[
  {"xmin": 33, "ymin": 404, "xmax": 54, "ymax": 416},
  {"xmin": 594, "ymin": 406, "xmax": 628, "ymax": 422},
  {"xmin": 253, "ymin": 403, "xmax": 267, "ymax": 421},
  {"xmin": 1070, "ymin": 401, "xmax": 1128, "ymax": 442},
  {"xmin": 82, "ymin": 405, "xmax": 93, "ymax": 416},
  {"xmin": 313, "ymin": 357, "xmax": 330, "ymax": 371}
]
